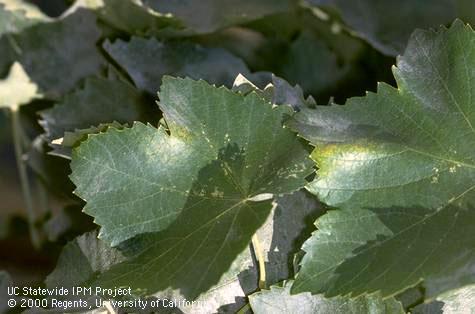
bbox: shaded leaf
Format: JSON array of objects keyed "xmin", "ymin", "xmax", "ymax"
[
  {"xmin": 291, "ymin": 21, "xmax": 475, "ymax": 298},
  {"xmin": 437, "ymin": 285, "xmax": 475, "ymax": 313},
  {"xmin": 289, "ymin": 20, "xmax": 475, "ymax": 212},
  {"xmin": 49, "ymin": 122, "xmax": 126, "ymax": 159},
  {"xmin": 158, "ymin": 190, "xmax": 323, "ymax": 313},
  {"xmin": 71, "ymin": 77, "xmax": 312, "ymax": 299},
  {"xmin": 249, "ymin": 281, "xmax": 404, "ymax": 314},
  {"xmin": 309, "ymin": 0, "xmax": 475, "ymax": 55},
  {"xmin": 45, "ymin": 230, "xmax": 125, "ymax": 289},
  {"xmin": 394, "ymin": 286, "xmax": 424, "ymax": 311},
  {"xmin": 244, "ymin": 8, "xmax": 373, "ymax": 103},
  {"xmin": 232, "ymin": 74, "xmax": 316, "ymax": 110},
  {"xmin": 258, "ymin": 190, "xmax": 324, "ymax": 285},
  {"xmin": 4, "ymin": 9, "xmax": 103, "ymax": 97},
  {"xmin": 104, "ymin": 37, "xmax": 252, "ymax": 93},
  {"xmin": 154, "ymin": 246, "xmax": 257, "ymax": 314},
  {"xmin": 292, "ymin": 206, "xmax": 475, "ymax": 299},
  {"xmin": 73, "ymin": 0, "xmax": 182, "ymax": 36},
  {"xmin": 0, "ymin": 1, "xmax": 47, "ymax": 36},
  {"xmin": 40, "ymin": 231, "xmax": 138, "ymax": 313},
  {"xmin": 413, "ymin": 285, "xmax": 475, "ymax": 313},
  {"xmin": 142, "ymin": 0, "xmax": 291, "ymax": 34},
  {"xmin": 27, "ymin": 136, "xmax": 75, "ymax": 197},
  {"xmin": 44, "ymin": 205, "xmax": 95, "ymax": 242},
  {"xmin": 40, "ymin": 77, "xmax": 152, "ymax": 158},
  {"xmin": 278, "ymin": 30, "xmax": 364, "ymax": 100}
]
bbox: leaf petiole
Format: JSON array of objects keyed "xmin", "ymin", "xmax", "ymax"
[
  {"xmin": 11, "ymin": 108, "xmax": 40, "ymax": 249},
  {"xmin": 252, "ymin": 233, "xmax": 266, "ymax": 290}
]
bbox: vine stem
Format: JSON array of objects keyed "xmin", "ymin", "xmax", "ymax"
[
  {"xmin": 11, "ymin": 108, "xmax": 40, "ymax": 249},
  {"xmin": 252, "ymin": 233, "xmax": 266, "ymax": 290}
]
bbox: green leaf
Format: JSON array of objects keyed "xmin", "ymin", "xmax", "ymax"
[
  {"xmin": 104, "ymin": 37, "xmax": 252, "ymax": 93},
  {"xmin": 290, "ymin": 20, "xmax": 475, "ymax": 212},
  {"xmin": 40, "ymin": 77, "xmax": 153, "ymax": 158},
  {"xmin": 46, "ymin": 230, "xmax": 125, "ymax": 290},
  {"xmin": 232, "ymin": 74, "xmax": 316, "ymax": 110},
  {"xmin": 0, "ymin": 1, "xmax": 47, "ymax": 36},
  {"xmin": 394, "ymin": 286, "xmax": 424, "ymax": 311},
  {"xmin": 309, "ymin": 0, "xmax": 475, "ymax": 56},
  {"xmin": 71, "ymin": 77, "xmax": 312, "ymax": 298},
  {"xmin": 277, "ymin": 30, "xmax": 364, "ymax": 100},
  {"xmin": 49, "ymin": 226, "xmax": 255, "ymax": 313},
  {"xmin": 44, "ymin": 205, "xmax": 95, "ymax": 242},
  {"xmin": 154, "ymin": 190, "xmax": 323, "ymax": 313},
  {"xmin": 43, "ymin": 231, "xmax": 133, "ymax": 313},
  {"xmin": 437, "ymin": 285, "xmax": 475, "ymax": 313},
  {"xmin": 413, "ymin": 285, "xmax": 475, "ymax": 313},
  {"xmin": 258, "ymin": 190, "xmax": 325, "ymax": 285},
  {"xmin": 142, "ymin": 0, "xmax": 291, "ymax": 34},
  {"xmin": 249, "ymin": 281, "xmax": 405, "ymax": 314},
  {"xmin": 0, "ymin": 62, "xmax": 40, "ymax": 110},
  {"xmin": 49, "ymin": 122, "xmax": 126, "ymax": 159},
  {"xmin": 4, "ymin": 9, "xmax": 103, "ymax": 97},
  {"xmin": 290, "ymin": 21, "xmax": 475, "ymax": 298},
  {"xmin": 243, "ymin": 8, "xmax": 371, "ymax": 103},
  {"xmin": 292, "ymin": 206, "xmax": 475, "ymax": 299},
  {"xmin": 73, "ymin": 0, "xmax": 182, "ymax": 36},
  {"xmin": 149, "ymin": 242, "xmax": 256, "ymax": 314}
]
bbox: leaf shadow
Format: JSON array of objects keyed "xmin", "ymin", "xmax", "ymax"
[
  {"xmin": 106, "ymin": 142, "xmax": 272, "ymax": 302},
  {"xmin": 326, "ymin": 204, "xmax": 475, "ymax": 298}
]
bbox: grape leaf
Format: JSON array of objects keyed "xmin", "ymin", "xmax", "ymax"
[
  {"xmin": 104, "ymin": 37, "xmax": 252, "ymax": 94},
  {"xmin": 290, "ymin": 20, "xmax": 475, "ymax": 212},
  {"xmin": 243, "ymin": 8, "xmax": 372, "ymax": 103},
  {"xmin": 413, "ymin": 284, "xmax": 475, "ymax": 313},
  {"xmin": 48, "ymin": 122, "xmax": 126, "ymax": 159},
  {"xmin": 0, "ymin": 62, "xmax": 40, "ymax": 110},
  {"xmin": 0, "ymin": 1, "xmax": 47, "ymax": 36},
  {"xmin": 249, "ymin": 281, "xmax": 404, "ymax": 314},
  {"xmin": 45, "ymin": 230, "xmax": 125, "ymax": 290},
  {"xmin": 232, "ymin": 74, "xmax": 316, "ymax": 110},
  {"xmin": 394, "ymin": 286, "xmax": 424, "ymax": 311},
  {"xmin": 43, "ymin": 193, "xmax": 314, "ymax": 313},
  {"xmin": 0, "ymin": 0, "xmax": 46, "ymax": 78},
  {"xmin": 308, "ymin": 0, "xmax": 474, "ymax": 56},
  {"xmin": 42, "ymin": 231, "xmax": 136, "ymax": 313},
  {"xmin": 257, "ymin": 190, "xmax": 325, "ymax": 285},
  {"xmin": 27, "ymin": 136, "xmax": 75, "ymax": 197},
  {"xmin": 142, "ymin": 0, "xmax": 291, "ymax": 34},
  {"xmin": 40, "ymin": 77, "xmax": 153, "ymax": 158},
  {"xmin": 71, "ymin": 76, "xmax": 312, "ymax": 298},
  {"xmin": 44, "ymin": 205, "xmax": 95, "ymax": 242},
  {"xmin": 152, "ymin": 190, "xmax": 323, "ymax": 313},
  {"xmin": 48, "ymin": 224, "xmax": 253, "ymax": 313},
  {"xmin": 3, "ymin": 9, "xmax": 103, "ymax": 97},
  {"xmin": 290, "ymin": 21, "xmax": 475, "ymax": 298},
  {"xmin": 292, "ymin": 206, "xmax": 475, "ymax": 299},
  {"xmin": 73, "ymin": 0, "xmax": 183, "ymax": 36},
  {"xmin": 278, "ymin": 30, "xmax": 364, "ymax": 100},
  {"xmin": 166, "ymin": 248, "xmax": 256, "ymax": 313}
]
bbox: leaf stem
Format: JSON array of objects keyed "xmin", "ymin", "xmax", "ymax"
[
  {"xmin": 252, "ymin": 233, "xmax": 266, "ymax": 290},
  {"xmin": 235, "ymin": 303, "xmax": 251, "ymax": 314},
  {"xmin": 35, "ymin": 177, "xmax": 49, "ymax": 219},
  {"xmin": 11, "ymin": 108, "xmax": 40, "ymax": 249}
]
